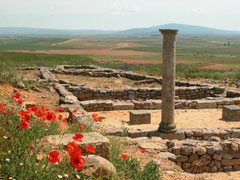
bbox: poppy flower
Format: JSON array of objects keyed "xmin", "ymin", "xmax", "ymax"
[
  {"xmin": 140, "ymin": 149, "xmax": 146, "ymax": 153},
  {"xmin": 63, "ymin": 119, "xmax": 67, "ymax": 123},
  {"xmin": 121, "ymin": 154, "xmax": 127, "ymax": 159},
  {"xmin": 17, "ymin": 100, "xmax": 23, "ymax": 105},
  {"xmin": 41, "ymin": 106, "xmax": 49, "ymax": 112},
  {"xmin": 29, "ymin": 145, "xmax": 34, "ymax": 149},
  {"xmin": 72, "ymin": 133, "xmax": 84, "ymax": 142},
  {"xmin": 48, "ymin": 151, "xmax": 62, "ymax": 164},
  {"xmin": 86, "ymin": 146, "xmax": 95, "ymax": 153},
  {"xmin": 20, "ymin": 120, "xmax": 31, "ymax": 129},
  {"xmin": 44, "ymin": 112, "xmax": 56, "ymax": 121},
  {"xmin": 12, "ymin": 93, "xmax": 22, "ymax": 99},
  {"xmin": 70, "ymin": 155, "xmax": 85, "ymax": 169},
  {"xmin": 68, "ymin": 145, "xmax": 82, "ymax": 156},
  {"xmin": 58, "ymin": 115, "xmax": 63, "ymax": 120},
  {"xmin": 28, "ymin": 106, "xmax": 38, "ymax": 112},
  {"xmin": 79, "ymin": 125, "xmax": 84, "ymax": 130},
  {"xmin": 81, "ymin": 112, "xmax": 85, "ymax": 115},
  {"xmin": 73, "ymin": 109, "xmax": 78, "ymax": 113}
]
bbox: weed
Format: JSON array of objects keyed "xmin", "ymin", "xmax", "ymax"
[{"xmin": 109, "ymin": 137, "xmax": 162, "ymax": 180}]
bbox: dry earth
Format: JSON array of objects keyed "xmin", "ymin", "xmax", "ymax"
[
  {"xmin": 93, "ymin": 109, "xmax": 240, "ymax": 131},
  {"xmin": 52, "ymin": 73, "xmax": 162, "ymax": 89}
]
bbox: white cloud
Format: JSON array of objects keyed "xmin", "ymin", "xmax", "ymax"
[{"xmin": 111, "ymin": 0, "xmax": 141, "ymax": 14}]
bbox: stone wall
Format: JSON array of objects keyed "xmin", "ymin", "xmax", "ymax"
[
  {"xmin": 52, "ymin": 65, "xmax": 215, "ymax": 87},
  {"xmin": 77, "ymin": 98, "xmax": 240, "ymax": 112},
  {"xmin": 167, "ymin": 138, "xmax": 240, "ymax": 173},
  {"xmin": 227, "ymin": 90, "xmax": 240, "ymax": 98},
  {"xmin": 67, "ymin": 86, "xmax": 225, "ymax": 101}
]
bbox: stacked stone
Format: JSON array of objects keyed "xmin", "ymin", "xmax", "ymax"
[
  {"xmin": 227, "ymin": 90, "xmax": 240, "ymax": 98},
  {"xmin": 51, "ymin": 65, "xmax": 225, "ymax": 88},
  {"xmin": 67, "ymin": 86, "xmax": 224, "ymax": 102},
  {"xmin": 106, "ymin": 128, "xmax": 240, "ymax": 140},
  {"xmin": 167, "ymin": 139, "xmax": 240, "ymax": 173},
  {"xmin": 39, "ymin": 67, "xmax": 55, "ymax": 82}
]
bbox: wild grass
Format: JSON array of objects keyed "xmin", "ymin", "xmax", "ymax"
[{"xmin": 109, "ymin": 137, "xmax": 162, "ymax": 180}]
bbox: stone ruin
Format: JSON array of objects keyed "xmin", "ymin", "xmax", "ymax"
[{"xmin": 16, "ymin": 29, "xmax": 240, "ymax": 174}]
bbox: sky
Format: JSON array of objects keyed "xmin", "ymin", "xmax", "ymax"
[{"xmin": 0, "ymin": 0, "xmax": 240, "ymax": 31}]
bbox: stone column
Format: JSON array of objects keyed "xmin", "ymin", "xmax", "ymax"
[{"xmin": 158, "ymin": 29, "xmax": 178, "ymax": 133}]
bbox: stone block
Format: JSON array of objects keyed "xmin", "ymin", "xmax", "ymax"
[
  {"xmin": 113, "ymin": 101, "xmax": 134, "ymax": 110},
  {"xmin": 197, "ymin": 100, "xmax": 216, "ymax": 109},
  {"xmin": 222, "ymin": 105, "xmax": 240, "ymax": 121},
  {"xmin": 129, "ymin": 110, "xmax": 151, "ymax": 125},
  {"xmin": 40, "ymin": 132, "xmax": 110, "ymax": 160}
]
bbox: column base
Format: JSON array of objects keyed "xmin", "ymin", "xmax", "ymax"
[{"xmin": 158, "ymin": 121, "xmax": 177, "ymax": 133}]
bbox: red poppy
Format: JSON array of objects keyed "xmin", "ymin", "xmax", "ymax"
[
  {"xmin": 81, "ymin": 112, "xmax": 85, "ymax": 115},
  {"xmin": 58, "ymin": 115, "xmax": 63, "ymax": 120},
  {"xmin": 29, "ymin": 106, "xmax": 38, "ymax": 112},
  {"xmin": 11, "ymin": 107, "xmax": 14, "ymax": 112},
  {"xmin": 12, "ymin": 93, "xmax": 22, "ymax": 99},
  {"xmin": 20, "ymin": 120, "xmax": 31, "ymax": 129},
  {"xmin": 44, "ymin": 112, "xmax": 56, "ymax": 121},
  {"xmin": 68, "ymin": 145, "xmax": 82, "ymax": 156},
  {"xmin": 86, "ymin": 146, "xmax": 96, "ymax": 153},
  {"xmin": 17, "ymin": 100, "xmax": 23, "ymax": 104},
  {"xmin": 70, "ymin": 155, "xmax": 85, "ymax": 169},
  {"xmin": 121, "ymin": 154, "xmax": 127, "ymax": 159},
  {"xmin": 48, "ymin": 151, "xmax": 62, "ymax": 164},
  {"xmin": 79, "ymin": 125, "xmax": 84, "ymax": 130},
  {"xmin": 63, "ymin": 119, "xmax": 67, "ymax": 123},
  {"xmin": 140, "ymin": 149, "xmax": 146, "ymax": 153},
  {"xmin": 0, "ymin": 104, "xmax": 6, "ymax": 112},
  {"xmin": 73, "ymin": 109, "xmax": 78, "ymax": 113},
  {"xmin": 92, "ymin": 113, "xmax": 98, "ymax": 117},
  {"xmin": 72, "ymin": 133, "xmax": 84, "ymax": 142},
  {"xmin": 29, "ymin": 145, "xmax": 34, "ymax": 149},
  {"xmin": 41, "ymin": 106, "xmax": 49, "ymax": 112}
]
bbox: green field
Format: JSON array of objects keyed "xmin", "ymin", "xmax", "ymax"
[{"xmin": 0, "ymin": 35, "xmax": 240, "ymax": 81}]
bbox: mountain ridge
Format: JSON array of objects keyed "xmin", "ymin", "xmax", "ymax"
[{"xmin": 0, "ymin": 23, "xmax": 240, "ymax": 36}]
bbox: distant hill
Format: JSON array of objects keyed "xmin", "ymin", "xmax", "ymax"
[
  {"xmin": 0, "ymin": 24, "xmax": 240, "ymax": 36},
  {"xmin": 0, "ymin": 27, "xmax": 116, "ymax": 35},
  {"xmin": 115, "ymin": 23, "xmax": 240, "ymax": 36}
]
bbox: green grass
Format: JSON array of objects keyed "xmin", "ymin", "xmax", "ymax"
[{"xmin": 109, "ymin": 137, "xmax": 162, "ymax": 180}]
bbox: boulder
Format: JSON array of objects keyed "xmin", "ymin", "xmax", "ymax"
[{"xmin": 82, "ymin": 155, "xmax": 116, "ymax": 179}]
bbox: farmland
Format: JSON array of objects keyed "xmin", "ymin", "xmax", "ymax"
[{"xmin": 0, "ymin": 35, "xmax": 240, "ymax": 80}]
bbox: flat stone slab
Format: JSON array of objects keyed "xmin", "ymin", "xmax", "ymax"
[
  {"xmin": 40, "ymin": 132, "xmax": 110, "ymax": 159},
  {"xmin": 197, "ymin": 100, "xmax": 216, "ymax": 109},
  {"xmin": 129, "ymin": 110, "xmax": 151, "ymax": 125},
  {"xmin": 222, "ymin": 105, "xmax": 240, "ymax": 121},
  {"xmin": 113, "ymin": 101, "xmax": 134, "ymax": 110}
]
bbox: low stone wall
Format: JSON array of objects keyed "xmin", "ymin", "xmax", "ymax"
[
  {"xmin": 227, "ymin": 90, "xmax": 240, "ymax": 98},
  {"xmin": 106, "ymin": 127, "xmax": 240, "ymax": 140},
  {"xmin": 53, "ymin": 65, "xmax": 215, "ymax": 87},
  {"xmin": 77, "ymin": 98, "xmax": 240, "ymax": 112},
  {"xmin": 167, "ymin": 138, "xmax": 240, "ymax": 173},
  {"xmin": 67, "ymin": 86, "xmax": 225, "ymax": 101}
]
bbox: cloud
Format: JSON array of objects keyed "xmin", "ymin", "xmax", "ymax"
[{"xmin": 111, "ymin": 0, "xmax": 141, "ymax": 14}]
